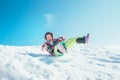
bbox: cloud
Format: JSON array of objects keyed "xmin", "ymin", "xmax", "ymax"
[{"xmin": 44, "ymin": 13, "xmax": 55, "ymax": 27}]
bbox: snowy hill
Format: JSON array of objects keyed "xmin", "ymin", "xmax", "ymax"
[{"xmin": 0, "ymin": 44, "xmax": 120, "ymax": 80}]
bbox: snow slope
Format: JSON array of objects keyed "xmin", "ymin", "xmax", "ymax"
[{"xmin": 0, "ymin": 44, "xmax": 120, "ymax": 80}]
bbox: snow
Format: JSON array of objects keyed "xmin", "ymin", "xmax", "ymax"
[{"xmin": 0, "ymin": 44, "xmax": 120, "ymax": 80}]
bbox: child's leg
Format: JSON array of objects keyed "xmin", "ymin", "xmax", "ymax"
[
  {"xmin": 54, "ymin": 46, "xmax": 59, "ymax": 56},
  {"xmin": 76, "ymin": 36, "xmax": 85, "ymax": 44},
  {"xmin": 53, "ymin": 48, "xmax": 63, "ymax": 56},
  {"xmin": 65, "ymin": 36, "xmax": 85, "ymax": 49},
  {"xmin": 53, "ymin": 42, "xmax": 66, "ymax": 56}
]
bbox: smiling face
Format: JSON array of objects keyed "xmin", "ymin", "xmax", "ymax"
[{"xmin": 46, "ymin": 34, "xmax": 53, "ymax": 41}]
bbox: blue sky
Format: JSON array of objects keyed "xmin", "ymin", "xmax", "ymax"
[{"xmin": 0, "ymin": 0, "xmax": 120, "ymax": 46}]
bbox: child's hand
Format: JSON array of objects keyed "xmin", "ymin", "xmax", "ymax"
[
  {"xmin": 41, "ymin": 48, "xmax": 43, "ymax": 51},
  {"xmin": 58, "ymin": 37, "xmax": 65, "ymax": 42},
  {"xmin": 41, "ymin": 45, "xmax": 45, "ymax": 51},
  {"xmin": 58, "ymin": 38, "xmax": 63, "ymax": 42}
]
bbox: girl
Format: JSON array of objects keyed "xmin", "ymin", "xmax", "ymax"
[{"xmin": 42, "ymin": 32, "xmax": 89, "ymax": 56}]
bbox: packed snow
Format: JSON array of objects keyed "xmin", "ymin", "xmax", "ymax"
[{"xmin": 0, "ymin": 44, "xmax": 120, "ymax": 80}]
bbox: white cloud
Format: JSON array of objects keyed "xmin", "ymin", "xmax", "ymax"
[{"xmin": 44, "ymin": 13, "xmax": 55, "ymax": 27}]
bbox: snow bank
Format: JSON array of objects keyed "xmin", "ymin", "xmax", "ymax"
[{"xmin": 0, "ymin": 45, "xmax": 120, "ymax": 80}]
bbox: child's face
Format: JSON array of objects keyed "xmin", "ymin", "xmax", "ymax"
[{"xmin": 46, "ymin": 34, "xmax": 53, "ymax": 41}]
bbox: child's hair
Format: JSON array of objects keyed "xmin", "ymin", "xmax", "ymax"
[{"xmin": 44, "ymin": 32, "xmax": 53, "ymax": 40}]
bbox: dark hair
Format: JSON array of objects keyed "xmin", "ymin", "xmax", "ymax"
[{"xmin": 44, "ymin": 32, "xmax": 53, "ymax": 40}]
